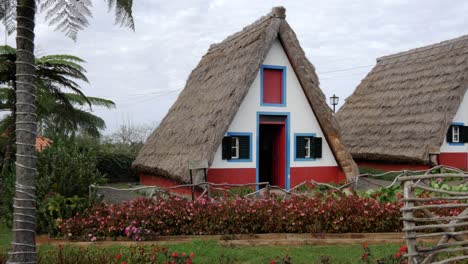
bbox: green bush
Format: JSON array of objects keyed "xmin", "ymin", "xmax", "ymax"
[
  {"xmin": 96, "ymin": 151, "xmax": 137, "ymax": 182},
  {"xmin": 0, "ymin": 168, "xmax": 15, "ymax": 227},
  {"xmin": 36, "ymin": 138, "xmax": 105, "ymax": 198},
  {"xmin": 34, "ymin": 138, "xmax": 105, "ymax": 233}
]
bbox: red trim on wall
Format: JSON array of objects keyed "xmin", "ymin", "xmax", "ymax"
[
  {"xmin": 207, "ymin": 168, "xmax": 256, "ymax": 185},
  {"xmin": 357, "ymin": 161, "xmax": 429, "ymax": 172},
  {"xmin": 439, "ymin": 152, "xmax": 468, "ymax": 170},
  {"xmin": 263, "ymin": 68, "xmax": 283, "ymax": 104},
  {"xmin": 140, "ymin": 174, "xmax": 201, "ymax": 196},
  {"xmin": 289, "ymin": 166, "xmax": 345, "ymax": 187},
  {"xmin": 141, "ymin": 167, "xmax": 345, "ymax": 192}
]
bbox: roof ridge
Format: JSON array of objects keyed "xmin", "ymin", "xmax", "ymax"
[
  {"xmin": 207, "ymin": 7, "xmax": 285, "ymax": 52},
  {"xmin": 377, "ymin": 34, "xmax": 468, "ymax": 62}
]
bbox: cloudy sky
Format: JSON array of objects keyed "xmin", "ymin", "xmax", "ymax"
[{"xmin": 4, "ymin": 0, "xmax": 468, "ymax": 134}]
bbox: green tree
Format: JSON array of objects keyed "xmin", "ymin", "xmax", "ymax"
[
  {"xmin": 0, "ymin": 45, "xmax": 115, "ymax": 167},
  {"xmin": 0, "ymin": 1, "xmax": 135, "ymax": 262}
]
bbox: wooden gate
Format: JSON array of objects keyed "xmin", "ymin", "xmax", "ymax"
[{"xmin": 399, "ymin": 170, "xmax": 468, "ymax": 264}]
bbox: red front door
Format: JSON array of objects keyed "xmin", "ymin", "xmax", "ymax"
[{"xmin": 259, "ymin": 117, "xmax": 286, "ymax": 188}]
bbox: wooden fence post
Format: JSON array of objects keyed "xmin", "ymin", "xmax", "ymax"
[{"xmin": 402, "ymin": 178, "xmax": 418, "ymax": 264}]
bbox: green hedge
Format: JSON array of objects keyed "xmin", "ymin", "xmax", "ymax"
[{"xmin": 96, "ymin": 151, "xmax": 137, "ymax": 182}]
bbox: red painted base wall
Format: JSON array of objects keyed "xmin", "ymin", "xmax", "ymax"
[
  {"xmin": 358, "ymin": 152, "xmax": 468, "ymax": 172},
  {"xmin": 140, "ymin": 174, "xmax": 201, "ymax": 196},
  {"xmin": 140, "ymin": 166, "xmax": 344, "ymax": 192},
  {"xmin": 439, "ymin": 153, "xmax": 468, "ymax": 170},
  {"xmin": 207, "ymin": 168, "xmax": 256, "ymax": 185},
  {"xmin": 290, "ymin": 166, "xmax": 345, "ymax": 186},
  {"xmin": 357, "ymin": 161, "xmax": 429, "ymax": 172}
]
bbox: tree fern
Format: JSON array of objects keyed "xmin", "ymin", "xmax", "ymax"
[
  {"xmin": 1, "ymin": 0, "xmax": 134, "ymax": 40},
  {"xmin": 0, "ymin": 0, "xmax": 16, "ymax": 34},
  {"xmin": 40, "ymin": 0, "xmax": 134, "ymax": 40}
]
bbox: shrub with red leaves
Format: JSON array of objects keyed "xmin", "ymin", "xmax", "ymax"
[{"xmin": 60, "ymin": 193, "xmax": 403, "ymax": 240}]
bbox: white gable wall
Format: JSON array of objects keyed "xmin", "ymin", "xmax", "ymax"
[
  {"xmin": 211, "ymin": 38, "xmax": 338, "ymax": 169},
  {"xmin": 440, "ymin": 89, "xmax": 468, "ymax": 153}
]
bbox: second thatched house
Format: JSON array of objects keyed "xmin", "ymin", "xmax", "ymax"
[
  {"xmin": 337, "ymin": 34, "xmax": 468, "ymax": 171},
  {"xmin": 133, "ymin": 7, "xmax": 358, "ymax": 192}
]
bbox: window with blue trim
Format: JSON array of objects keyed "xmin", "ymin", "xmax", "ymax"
[
  {"xmin": 447, "ymin": 123, "xmax": 467, "ymax": 145},
  {"xmin": 261, "ymin": 65, "xmax": 286, "ymax": 106},
  {"xmin": 222, "ymin": 133, "xmax": 252, "ymax": 161},
  {"xmin": 295, "ymin": 134, "xmax": 322, "ymax": 160}
]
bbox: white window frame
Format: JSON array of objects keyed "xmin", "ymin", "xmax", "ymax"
[
  {"xmin": 304, "ymin": 137, "xmax": 311, "ymax": 158},
  {"xmin": 231, "ymin": 137, "xmax": 240, "ymax": 159},
  {"xmin": 453, "ymin": 126, "xmax": 460, "ymax": 143}
]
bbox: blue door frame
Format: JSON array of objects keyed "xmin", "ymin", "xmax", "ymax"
[{"xmin": 256, "ymin": 111, "xmax": 291, "ymax": 190}]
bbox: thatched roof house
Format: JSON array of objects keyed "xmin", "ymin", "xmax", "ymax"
[
  {"xmin": 134, "ymin": 7, "xmax": 358, "ymax": 188},
  {"xmin": 337, "ymin": 34, "xmax": 468, "ymax": 168}
]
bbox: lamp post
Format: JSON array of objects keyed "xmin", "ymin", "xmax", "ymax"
[{"xmin": 330, "ymin": 94, "xmax": 339, "ymax": 113}]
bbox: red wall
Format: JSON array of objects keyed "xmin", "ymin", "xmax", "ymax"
[
  {"xmin": 207, "ymin": 168, "xmax": 256, "ymax": 184},
  {"xmin": 357, "ymin": 161, "xmax": 429, "ymax": 172},
  {"xmin": 439, "ymin": 152, "xmax": 468, "ymax": 170},
  {"xmin": 141, "ymin": 167, "xmax": 343, "ymax": 191},
  {"xmin": 358, "ymin": 153, "xmax": 468, "ymax": 172},
  {"xmin": 140, "ymin": 174, "xmax": 201, "ymax": 196},
  {"xmin": 290, "ymin": 166, "xmax": 345, "ymax": 186}
]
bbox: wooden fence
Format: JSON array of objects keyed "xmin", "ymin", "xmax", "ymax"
[{"xmin": 399, "ymin": 170, "xmax": 468, "ymax": 264}]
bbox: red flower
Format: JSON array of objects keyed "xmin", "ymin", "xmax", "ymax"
[
  {"xmin": 172, "ymin": 252, "xmax": 178, "ymax": 257},
  {"xmin": 362, "ymin": 253, "xmax": 369, "ymax": 260},
  {"xmin": 120, "ymin": 262, "xmax": 126, "ymax": 264},
  {"xmin": 399, "ymin": 245, "xmax": 408, "ymax": 252},
  {"xmin": 115, "ymin": 254, "xmax": 122, "ymax": 260},
  {"xmin": 270, "ymin": 260, "xmax": 276, "ymax": 264},
  {"xmin": 362, "ymin": 243, "xmax": 368, "ymax": 248},
  {"xmin": 395, "ymin": 252, "xmax": 401, "ymax": 258},
  {"xmin": 188, "ymin": 259, "xmax": 193, "ymax": 264},
  {"xmin": 190, "ymin": 252, "xmax": 195, "ymax": 258}
]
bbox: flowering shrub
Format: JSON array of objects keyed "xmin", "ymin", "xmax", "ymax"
[{"xmin": 60, "ymin": 192, "xmax": 403, "ymax": 240}]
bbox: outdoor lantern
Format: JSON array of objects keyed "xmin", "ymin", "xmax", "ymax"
[{"xmin": 330, "ymin": 94, "xmax": 339, "ymax": 113}]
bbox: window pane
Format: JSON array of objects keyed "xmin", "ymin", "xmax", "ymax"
[
  {"xmin": 231, "ymin": 137, "xmax": 239, "ymax": 159},
  {"xmin": 305, "ymin": 138, "xmax": 311, "ymax": 158},
  {"xmin": 453, "ymin": 126, "xmax": 460, "ymax": 143}
]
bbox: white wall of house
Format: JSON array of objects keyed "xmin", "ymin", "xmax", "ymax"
[
  {"xmin": 440, "ymin": 89, "xmax": 468, "ymax": 153},
  {"xmin": 210, "ymin": 38, "xmax": 338, "ymax": 169}
]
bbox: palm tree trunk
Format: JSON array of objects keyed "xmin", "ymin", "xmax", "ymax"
[{"xmin": 8, "ymin": 0, "xmax": 37, "ymax": 263}]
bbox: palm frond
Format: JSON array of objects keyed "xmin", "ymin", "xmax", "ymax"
[{"xmin": 64, "ymin": 93, "xmax": 115, "ymax": 109}]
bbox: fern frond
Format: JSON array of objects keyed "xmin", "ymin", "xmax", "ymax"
[
  {"xmin": 0, "ymin": 0, "xmax": 16, "ymax": 35},
  {"xmin": 104, "ymin": 0, "xmax": 134, "ymax": 30},
  {"xmin": 41, "ymin": 0, "xmax": 93, "ymax": 41}
]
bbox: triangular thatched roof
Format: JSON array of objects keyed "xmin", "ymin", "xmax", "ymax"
[
  {"xmin": 133, "ymin": 7, "xmax": 358, "ymax": 183},
  {"xmin": 337, "ymin": 34, "xmax": 468, "ymax": 164}
]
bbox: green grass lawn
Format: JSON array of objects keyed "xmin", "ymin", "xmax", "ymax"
[
  {"xmin": 1, "ymin": 234, "xmax": 401, "ymax": 264},
  {"xmin": 0, "ymin": 221, "xmax": 11, "ymax": 250},
  {"xmin": 1, "ymin": 221, "xmax": 402, "ymax": 263},
  {"xmin": 149, "ymin": 240, "xmax": 401, "ymax": 263}
]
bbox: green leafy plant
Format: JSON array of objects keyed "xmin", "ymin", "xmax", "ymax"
[
  {"xmin": 34, "ymin": 138, "xmax": 105, "ymax": 233},
  {"xmin": 37, "ymin": 194, "xmax": 91, "ymax": 236}
]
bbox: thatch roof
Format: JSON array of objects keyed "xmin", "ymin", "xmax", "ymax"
[
  {"xmin": 133, "ymin": 7, "xmax": 358, "ymax": 183},
  {"xmin": 337, "ymin": 34, "xmax": 468, "ymax": 164}
]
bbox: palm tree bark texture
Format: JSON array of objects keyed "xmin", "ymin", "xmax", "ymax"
[{"xmin": 8, "ymin": 0, "xmax": 37, "ymax": 263}]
